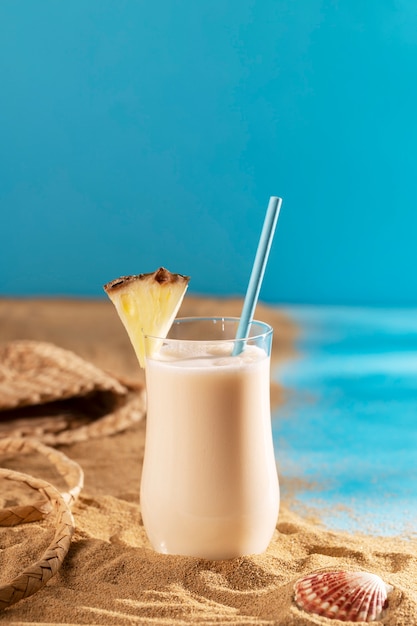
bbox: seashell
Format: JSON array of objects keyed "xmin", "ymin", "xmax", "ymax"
[{"xmin": 294, "ymin": 570, "xmax": 393, "ymax": 622}]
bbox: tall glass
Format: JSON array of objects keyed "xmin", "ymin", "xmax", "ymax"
[{"xmin": 140, "ymin": 317, "xmax": 279, "ymax": 560}]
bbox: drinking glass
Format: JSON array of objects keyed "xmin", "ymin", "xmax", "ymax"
[{"xmin": 140, "ymin": 317, "xmax": 279, "ymax": 560}]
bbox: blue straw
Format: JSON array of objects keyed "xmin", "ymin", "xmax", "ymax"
[{"xmin": 232, "ymin": 196, "xmax": 283, "ymax": 356}]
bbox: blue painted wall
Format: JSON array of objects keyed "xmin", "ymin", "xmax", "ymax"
[{"xmin": 1, "ymin": 1, "xmax": 416, "ymax": 305}]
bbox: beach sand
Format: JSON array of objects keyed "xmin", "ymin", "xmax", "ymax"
[{"xmin": 0, "ymin": 297, "xmax": 416, "ymax": 625}]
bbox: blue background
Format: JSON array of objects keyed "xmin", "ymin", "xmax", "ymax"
[{"xmin": 1, "ymin": 0, "xmax": 417, "ymax": 305}]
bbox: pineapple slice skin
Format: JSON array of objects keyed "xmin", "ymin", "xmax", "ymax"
[
  {"xmin": 104, "ymin": 267, "xmax": 189, "ymax": 292},
  {"xmin": 104, "ymin": 267, "xmax": 190, "ymax": 368}
]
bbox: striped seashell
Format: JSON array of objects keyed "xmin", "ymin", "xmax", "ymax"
[{"xmin": 294, "ymin": 570, "xmax": 393, "ymax": 622}]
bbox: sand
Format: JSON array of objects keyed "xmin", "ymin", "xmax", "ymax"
[{"xmin": 0, "ymin": 296, "xmax": 416, "ymax": 625}]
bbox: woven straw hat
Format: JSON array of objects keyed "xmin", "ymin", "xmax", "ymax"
[{"xmin": 0, "ymin": 340, "xmax": 145, "ymax": 444}]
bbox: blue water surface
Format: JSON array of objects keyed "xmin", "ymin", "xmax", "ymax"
[{"xmin": 272, "ymin": 306, "xmax": 417, "ymax": 537}]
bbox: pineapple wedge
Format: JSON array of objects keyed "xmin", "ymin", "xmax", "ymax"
[{"xmin": 104, "ymin": 267, "xmax": 190, "ymax": 368}]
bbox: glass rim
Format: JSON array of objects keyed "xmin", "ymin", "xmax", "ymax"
[{"xmin": 144, "ymin": 316, "xmax": 273, "ymax": 343}]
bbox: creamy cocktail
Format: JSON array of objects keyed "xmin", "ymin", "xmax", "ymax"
[
  {"xmin": 141, "ymin": 317, "xmax": 279, "ymax": 560},
  {"xmin": 104, "ymin": 268, "xmax": 280, "ymax": 560}
]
